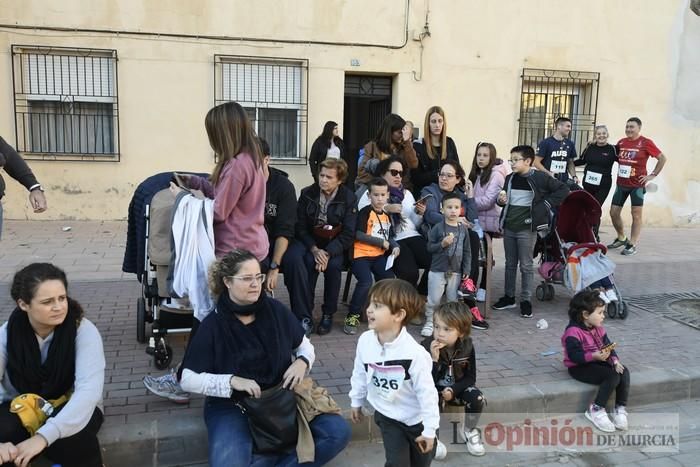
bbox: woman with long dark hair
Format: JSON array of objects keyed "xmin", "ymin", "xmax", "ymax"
[
  {"xmin": 0, "ymin": 263, "xmax": 105, "ymax": 467},
  {"xmin": 412, "ymin": 106, "xmax": 460, "ymax": 196},
  {"xmin": 356, "ymin": 114, "xmax": 418, "ymax": 186},
  {"xmin": 309, "ymin": 121, "xmax": 345, "ymax": 182}
]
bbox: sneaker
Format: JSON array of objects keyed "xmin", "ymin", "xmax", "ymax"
[
  {"xmin": 470, "ymin": 307, "xmax": 489, "ymax": 330},
  {"xmin": 301, "ymin": 318, "xmax": 314, "ymax": 337},
  {"xmin": 520, "ymin": 301, "xmax": 533, "ymax": 318},
  {"xmin": 613, "ymin": 405, "xmax": 628, "ymax": 430},
  {"xmin": 458, "ymin": 277, "xmax": 477, "ymax": 298},
  {"xmin": 607, "ymin": 237, "xmax": 628, "ymax": 249},
  {"xmin": 143, "ymin": 368, "xmax": 190, "ymax": 404},
  {"xmin": 604, "ymin": 288, "xmax": 618, "ymax": 303},
  {"xmin": 475, "ymin": 288, "xmax": 486, "ymax": 303},
  {"xmin": 492, "ymin": 296, "xmax": 516, "ymax": 310},
  {"xmin": 434, "ymin": 439, "xmax": 447, "ymax": 460},
  {"xmin": 317, "ymin": 314, "xmax": 333, "ymax": 335},
  {"xmin": 464, "ymin": 428, "xmax": 485, "ymax": 456},
  {"xmin": 421, "ymin": 321, "xmax": 434, "ymax": 337},
  {"xmin": 621, "ymin": 243, "xmax": 637, "ymax": 256},
  {"xmin": 343, "ymin": 314, "xmax": 361, "ymax": 335},
  {"xmin": 585, "ymin": 404, "xmax": 616, "ymax": 432}
]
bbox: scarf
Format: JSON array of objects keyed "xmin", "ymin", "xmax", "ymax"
[
  {"xmin": 388, "ymin": 185, "xmax": 406, "ymax": 230},
  {"xmin": 6, "ymin": 298, "xmax": 82, "ymax": 400}
]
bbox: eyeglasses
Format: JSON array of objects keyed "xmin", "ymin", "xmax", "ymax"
[
  {"xmin": 229, "ymin": 273, "xmax": 266, "ymax": 285},
  {"xmin": 509, "ymin": 158, "xmax": 524, "ymax": 164},
  {"xmin": 389, "ymin": 169, "xmax": 404, "ymax": 177},
  {"xmin": 439, "ymin": 173, "xmax": 456, "ymax": 179}
]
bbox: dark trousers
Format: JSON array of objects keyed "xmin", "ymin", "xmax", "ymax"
[
  {"xmin": 452, "ymin": 387, "xmax": 486, "ymax": 430},
  {"xmin": 467, "ymin": 229, "xmax": 480, "ymax": 284},
  {"xmin": 395, "ymin": 236, "xmax": 430, "ymax": 295},
  {"xmin": 285, "ymin": 241, "xmax": 344, "ymax": 318},
  {"xmin": 374, "ymin": 411, "xmax": 435, "ymax": 467},
  {"xmin": 0, "ymin": 404, "xmax": 103, "ymax": 467},
  {"xmin": 568, "ymin": 362, "xmax": 630, "ymax": 407},
  {"xmin": 584, "ymin": 176, "xmax": 612, "ymax": 238},
  {"xmin": 349, "ymin": 256, "xmax": 394, "ymax": 315},
  {"xmin": 478, "ymin": 235, "xmax": 494, "ymax": 290}
]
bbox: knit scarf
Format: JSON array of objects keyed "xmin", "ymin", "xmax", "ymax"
[
  {"xmin": 6, "ymin": 298, "xmax": 82, "ymax": 399},
  {"xmin": 388, "ymin": 185, "xmax": 406, "ymax": 230}
]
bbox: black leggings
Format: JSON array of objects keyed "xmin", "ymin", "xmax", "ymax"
[
  {"xmin": 0, "ymin": 404, "xmax": 103, "ymax": 467},
  {"xmin": 467, "ymin": 229, "xmax": 480, "ymax": 285},
  {"xmin": 568, "ymin": 362, "xmax": 630, "ymax": 407},
  {"xmin": 449, "ymin": 386, "xmax": 485, "ymax": 430},
  {"xmin": 395, "ymin": 235, "xmax": 431, "ymax": 295},
  {"xmin": 583, "ymin": 176, "xmax": 612, "ymax": 238}
]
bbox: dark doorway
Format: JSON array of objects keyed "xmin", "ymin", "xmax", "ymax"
[{"xmin": 343, "ymin": 75, "xmax": 392, "ymax": 186}]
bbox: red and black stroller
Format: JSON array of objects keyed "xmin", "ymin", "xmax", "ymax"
[{"xmin": 535, "ymin": 190, "xmax": 628, "ymax": 319}]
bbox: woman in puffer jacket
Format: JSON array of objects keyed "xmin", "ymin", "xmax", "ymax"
[{"xmin": 468, "ymin": 142, "xmax": 510, "ymax": 302}]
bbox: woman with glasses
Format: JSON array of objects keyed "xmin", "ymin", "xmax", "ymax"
[
  {"xmin": 180, "ymin": 249, "xmax": 350, "ymax": 467},
  {"xmin": 412, "ymin": 106, "xmax": 460, "ymax": 196},
  {"xmin": 357, "ymin": 156, "xmax": 431, "ymax": 295}
]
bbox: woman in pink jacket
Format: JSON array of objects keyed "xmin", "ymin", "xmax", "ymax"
[{"xmin": 468, "ymin": 142, "xmax": 509, "ymax": 301}]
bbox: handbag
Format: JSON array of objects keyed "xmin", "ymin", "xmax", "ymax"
[
  {"xmin": 237, "ymin": 384, "xmax": 298, "ymax": 454},
  {"xmin": 312, "ymin": 223, "xmax": 342, "ymax": 241}
]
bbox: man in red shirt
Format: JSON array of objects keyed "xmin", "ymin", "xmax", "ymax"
[{"xmin": 607, "ymin": 118, "xmax": 667, "ymax": 256}]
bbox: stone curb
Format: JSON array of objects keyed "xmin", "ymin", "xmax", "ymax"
[{"xmin": 99, "ymin": 364, "xmax": 700, "ymax": 466}]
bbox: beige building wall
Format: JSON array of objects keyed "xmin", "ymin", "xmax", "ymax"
[{"xmin": 1, "ymin": 0, "xmax": 698, "ymax": 226}]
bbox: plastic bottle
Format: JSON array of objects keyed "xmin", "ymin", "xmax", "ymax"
[{"xmin": 472, "ymin": 218, "xmax": 484, "ymax": 239}]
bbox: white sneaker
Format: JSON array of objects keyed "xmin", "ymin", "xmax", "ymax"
[
  {"xmin": 613, "ymin": 406, "xmax": 628, "ymax": 430},
  {"xmin": 421, "ymin": 321, "xmax": 434, "ymax": 337},
  {"xmin": 464, "ymin": 428, "xmax": 485, "ymax": 456},
  {"xmin": 599, "ymin": 291, "xmax": 611, "ymax": 304},
  {"xmin": 605, "ymin": 288, "xmax": 618, "ymax": 302},
  {"xmin": 476, "ymin": 289, "xmax": 486, "ymax": 302},
  {"xmin": 585, "ymin": 405, "xmax": 616, "ymax": 432},
  {"xmin": 143, "ymin": 368, "xmax": 190, "ymax": 403},
  {"xmin": 434, "ymin": 439, "xmax": 447, "ymax": 460}
]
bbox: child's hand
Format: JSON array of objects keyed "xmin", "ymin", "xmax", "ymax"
[
  {"xmin": 592, "ymin": 348, "xmax": 611, "ymax": 361},
  {"xmin": 441, "ymin": 233, "xmax": 455, "ymax": 248},
  {"xmin": 415, "ymin": 436, "xmax": 435, "ymax": 454},
  {"xmin": 429, "ymin": 340, "xmax": 444, "ymax": 361},
  {"xmin": 350, "ymin": 407, "xmax": 364, "ymax": 424},
  {"xmin": 382, "ymin": 240, "xmax": 390, "ymax": 250},
  {"xmin": 391, "ymin": 247, "xmax": 400, "ymax": 258},
  {"xmin": 441, "ymin": 387, "xmax": 454, "ymax": 402},
  {"xmin": 614, "ymin": 361, "xmax": 625, "ymax": 374}
]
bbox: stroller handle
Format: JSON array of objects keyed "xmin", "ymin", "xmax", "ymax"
[{"xmin": 566, "ymin": 242, "xmax": 608, "ymax": 257}]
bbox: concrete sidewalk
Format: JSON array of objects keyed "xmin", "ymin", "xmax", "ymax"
[{"xmin": 1, "ymin": 220, "xmax": 700, "ymax": 466}]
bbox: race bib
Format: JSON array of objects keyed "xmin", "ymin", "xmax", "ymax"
[
  {"xmin": 368, "ymin": 364, "xmax": 405, "ymax": 402},
  {"xmin": 550, "ymin": 160, "xmax": 566, "ymax": 174},
  {"xmin": 618, "ymin": 165, "xmax": 632, "ymax": 179},
  {"xmin": 584, "ymin": 171, "xmax": 603, "ymax": 186}
]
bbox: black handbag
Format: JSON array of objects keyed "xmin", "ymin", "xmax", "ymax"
[{"xmin": 237, "ymin": 384, "xmax": 298, "ymax": 454}]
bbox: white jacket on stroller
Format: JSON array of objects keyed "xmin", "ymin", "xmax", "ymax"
[{"xmin": 563, "ymin": 243, "xmax": 616, "ymax": 293}]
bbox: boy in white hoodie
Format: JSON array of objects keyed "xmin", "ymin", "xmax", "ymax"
[{"xmin": 349, "ymin": 279, "xmax": 441, "ymax": 466}]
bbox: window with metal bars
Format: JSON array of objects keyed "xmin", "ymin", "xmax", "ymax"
[
  {"xmin": 518, "ymin": 69, "xmax": 600, "ymax": 152},
  {"xmin": 11, "ymin": 45, "xmax": 119, "ymax": 161},
  {"xmin": 215, "ymin": 55, "xmax": 308, "ymax": 162}
]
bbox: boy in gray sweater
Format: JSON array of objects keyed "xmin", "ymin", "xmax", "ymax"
[{"xmin": 422, "ymin": 192, "xmax": 471, "ymax": 337}]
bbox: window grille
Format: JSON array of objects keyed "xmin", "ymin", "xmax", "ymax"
[
  {"xmin": 11, "ymin": 45, "xmax": 119, "ymax": 161},
  {"xmin": 518, "ymin": 68, "xmax": 600, "ymax": 152},
  {"xmin": 215, "ymin": 55, "xmax": 308, "ymax": 162}
]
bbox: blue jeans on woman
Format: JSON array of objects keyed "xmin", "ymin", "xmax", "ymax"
[
  {"xmin": 349, "ymin": 255, "xmax": 394, "ymax": 315},
  {"xmin": 204, "ymin": 397, "xmax": 351, "ymax": 467}
]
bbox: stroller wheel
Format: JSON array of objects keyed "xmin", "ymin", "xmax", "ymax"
[
  {"xmin": 545, "ymin": 284, "xmax": 555, "ymax": 301},
  {"xmin": 154, "ymin": 342, "xmax": 174, "ymax": 370},
  {"xmin": 607, "ymin": 301, "xmax": 618, "ymax": 319},
  {"xmin": 618, "ymin": 301, "xmax": 628, "ymax": 320},
  {"xmin": 536, "ymin": 285, "xmax": 546, "ymax": 301},
  {"xmin": 136, "ymin": 298, "xmax": 147, "ymax": 344}
]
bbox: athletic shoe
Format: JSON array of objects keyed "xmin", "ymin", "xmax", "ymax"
[
  {"xmin": 434, "ymin": 439, "xmax": 447, "ymax": 460},
  {"xmin": 607, "ymin": 237, "xmax": 628, "ymax": 249},
  {"xmin": 613, "ymin": 405, "xmax": 628, "ymax": 430},
  {"xmin": 317, "ymin": 314, "xmax": 333, "ymax": 335},
  {"xmin": 604, "ymin": 289, "xmax": 618, "ymax": 303},
  {"xmin": 621, "ymin": 244, "xmax": 637, "ymax": 256},
  {"xmin": 458, "ymin": 277, "xmax": 477, "ymax": 299},
  {"xmin": 421, "ymin": 321, "xmax": 434, "ymax": 337},
  {"xmin": 585, "ymin": 405, "xmax": 616, "ymax": 432},
  {"xmin": 301, "ymin": 318, "xmax": 314, "ymax": 337},
  {"xmin": 343, "ymin": 314, "xmax": 360, "ymax": 335},
  {"xmin": 520, "ymin": 300, "xmax": 533, "ymax": 318},
  {"xmin": 464, "ymin": 428, "xmax": 486, "ymax": 456},
  {"xmin": 492, "ymin": 296, "xmax": 516, "ymax": 310},
  {"xmin": 470, "ymin": 306, "xmax": 489, "ymax": 330},
  {"xmin": 475, "ymin": 288, "xmax": 486, "ymax": 303},
  {"xmin": 143, "ymin": 368, "xmax": 189, "ymax": 404}
]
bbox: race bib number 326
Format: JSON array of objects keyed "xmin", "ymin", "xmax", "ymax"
[{"xmin": 368, "ymin": 363, "xmax": 405, "ymax": 402}]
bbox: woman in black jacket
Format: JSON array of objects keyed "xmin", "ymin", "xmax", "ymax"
[
  {"xmin": 574, "ymin": 125, "xmax": 618, "ymax": 207},
  {"xmin": 412, "ymin": 106, "xmax": 460, "ymax": 196},
  {"xmin": 309, "ymin": 121, "xmax": 344, "ymax": 182}
]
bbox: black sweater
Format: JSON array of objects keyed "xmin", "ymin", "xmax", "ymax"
[
  {"xmin": 0, "ymin": 136, "xmax": 39, "ymax": 199},
  {"xmin": 574, "ymin": 143, "xmax": 618, "ymax": 178},
  {"xmin": 265, "ymin": 167, "xmax": 297, "ymax": 249},
  {"xmin": 412, "ymin": 137, "xmax": 459, "ymax": 196}
]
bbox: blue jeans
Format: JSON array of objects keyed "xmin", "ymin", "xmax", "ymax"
[
  {"xmin": 349, "ymin": 255, "xmax": 394, "ymax": 315},
  {"xmin": 204, "ymin": 397, "xmax": 350, "ymax": 467}
]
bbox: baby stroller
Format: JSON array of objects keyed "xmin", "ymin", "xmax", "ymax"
[
  {"xmin": 534, "ymin": 190, "xmax": 628, "ymax": 319},
  {"xmin": 123, "ymin": 172, "xmax": 207, "ymax": 369}
]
